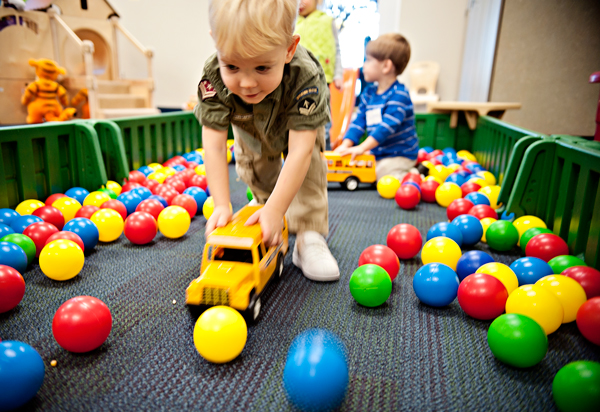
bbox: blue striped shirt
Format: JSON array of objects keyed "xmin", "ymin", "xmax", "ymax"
[{"xmin": 344, "ymin": 81, "xmax": 418, "ymax": 160}]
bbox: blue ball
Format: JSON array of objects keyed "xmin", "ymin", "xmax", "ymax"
[
  {"xmin": 230, "ymin": 149, "xmax": 235, "ymax": 163},
  {"xmin": 413, "ymin": 263, "xmax": 460, "ymax": 306},
  {"xmin": 117, "ymin": 192, "xmax": 143, "ymax": 215},
  {"xmin": 436, "ymin": 155, "xmax": 446, "ymax": 164},
  {"xmin": 63, "ymin": 218, "xmax": 99, "ymax": 251},
  {"xmin": 442, "ymin": 147, "xmax": 457, "ymax": 156},
  {"xmin": 454, "ymin": 170, "xmax": 470, "ymax": 179},
  {"xmin": 464, "ymin": 192, "xmax": 491, "ymax": 206},
  {"xmin": 147, "ymin": 195, "xmax": 168, "ymax": 208},
  {"xmin": 10, "ymin": 215, "xmax": 43, "ymax": 234},
  {"xmin": 130, "ymin": 187, "xmax": 152, "ymax": 201},
  {"xmin": 172, "ymin": 164, "xmax": 186, "ymax": 172},
  {"xmin": 445, "ymin": 173, "xmax": 467, "ymax": 187},
  {"xmin": 283, "ymin": 329, "xmax": 348, "ymax": 412},
  {"xmin": 465, "ymin": 163, "xmax": 485, "ymax": 174},
  {"xmin": 451, "ymin": 214, "xmax": 483, "ymax": 246},
  {"xmin": 456, "ymin": 250, "xmax": 495, "ymax": 281},
  {"xmin": 205, "ymin": 186, "xmax": 210, "ymax": 197},
  {"xmin": 183, "ymin": 187, "xmax": 207, "ymax": 214},
  {"xmin": 0, "ymin": 223, "xmax": 15, "ymax": 238},
  {"xmin": 510, "ymin": 257, "xmax": 554, "ymax": 286},
  {"xmin": 427, "ymin": 222, "xmax": 464, "ymax": 247},
  {"xmin": 138, "ymin": 166, "xmax": 154, "ymax": 177},
  {"xmin": 0, "ymin": 241, "xmax": 28, "ymax": 273},
  {"xmin": 65, "ymin": 187, "xmax": 90, "ymax": 204},
  {"xmin": 0, "ymin": 341, "xmax": 45, "ymax": 410},
  {"xmin": 402, "ymin": 181, "xmax": 421, "ymax": 192},
  {"xmin": 421, "ymin": 146, "xmax": 434, "ymax": 153},
  {"xmin": 0, "ymin": 209, "xmax": 20, "ymax": 226}
]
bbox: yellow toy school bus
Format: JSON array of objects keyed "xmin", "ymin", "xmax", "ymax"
[{"xmin": 324, "ymin": 151, "xmax": 377, "ymax": 191}]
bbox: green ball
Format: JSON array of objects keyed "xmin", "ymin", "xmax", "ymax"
[
  {"xmin": 487, "ymin": 313, "xmax": 548, "ymax": 368},
  {"xmin": 246, "ymin": 187, "xmax": 254, "ymax": 202},
  {"xmin": 548, "ymin": 255, "xmax": 587, "ymax": 274},
  {"xmin": 98, "ymin": 188, "xmax": 117, "ymax": 199},
  {"xmin": 1, "ymin": 233, "xmax": 36, "ymax": 265},
  {"xmin": 349, "ymin": 264, "xmax": 392, "ymax": 307},
  {"xmin": 553, "ymin": 361, "xmax": 600, "ymax": 412},
  {"xmin": 485, "ymin": 220, "xmax": 519, "ymax": 252},
  {"xmin": 520, "ymin": 227, "xmax": 553, "ymax": 253}
]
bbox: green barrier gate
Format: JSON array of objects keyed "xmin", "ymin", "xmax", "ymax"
[{"xmin": 88, "ymin": 120, "xmax": 130, "ymax": 183}]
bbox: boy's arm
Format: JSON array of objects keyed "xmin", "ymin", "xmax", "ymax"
[
  {"xmin": 335, "ymin": 93, "xmax": 368, "ymax": 151},
  {"xmin": 202, "ymin": 126, "xmax": 232, "ymax": 234}
]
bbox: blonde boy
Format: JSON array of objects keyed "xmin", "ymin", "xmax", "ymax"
[{"xmin": 195, "ymin": 0, "xmax": 340, "ymax": 281}]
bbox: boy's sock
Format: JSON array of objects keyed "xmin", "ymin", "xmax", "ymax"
[{"xmin": 292, "ymin": 231, "xmax": 340, "ymax": 281}]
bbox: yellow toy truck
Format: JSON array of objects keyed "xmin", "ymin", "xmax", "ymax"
[
  {"xmin": 324, "ymin": 151, "xmax": 377, "ymax": 191},
  {"xmin": 185, "ymin": 205, "xmax": 289, "ymax": 321}
]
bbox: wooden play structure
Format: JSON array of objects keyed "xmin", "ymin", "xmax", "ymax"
[{"xmin": 0, "ymin": 0, "xmax": 159, "ymax": 125}]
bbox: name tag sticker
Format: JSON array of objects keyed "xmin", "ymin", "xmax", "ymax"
[{"xmin": 366, "ymin": 108, "xmax": 382, "ymax": 126}]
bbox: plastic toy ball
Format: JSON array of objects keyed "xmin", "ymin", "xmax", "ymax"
[
  {"xmin": 170, "ymin": 194, "xmax": 198, "ymax": 218},
  {"xmin": 478, "ymin": 185, "xmax": 501, "ymax": 209},
  {"xmin": 117, "ymin": 192, "xmax": 144, "ymax": 216},
  {"xmin": 44, "ymin": 194, "xmax": 66, "ymax": 207},
  {"xmin": 485, "ymin": 220, "xmax": 519, "ymax": 252},
  {"xmin": 147, "ymin": 162, "xmax": 163, "ymax": 171},
  {"xmin": 32, "ymin": 205, "xmax": 65, "ymax": 230},
  {"xmin": 423, "ymin": 174, "xmax": 442, "ymax": 184},
  {"xmin": 460, "ymin": 181, "xmax": 482, "ymax": 197},
  {"xmin": 45, "ymin": 231, "xmax": 85, "ymax": 252},
  {"xmin": 468, "ymin": 177, "xmax": 489, "ymax": 188},
  {"xmin": 0, "ymin": 209, "xmax": 20, "ymax": 227},
  {"xmin": 358, "ymin": 245, "xmax": 400, "ymax": 281},
  {"xmin": 402, "ymin": 172, "xmax": 422, "ymax": 185},
  {"xmin": 386, "ymin": 223, "xmax": 422, "ymax": 260},
  {"xmin": 420, "ymin": 179, "xmax": 440, "ymax": 203},
  {"xmin": 183, "ymin": 187, "xmax": 208, "ymax": 214},
  {"xmin": 0, "ymin": 223, "xmax": 14, "ymax": 238},
  {"xmin": 535, "ymin": 275, "xmax": 587, "ymax": 323},
  {"xmin": 413, "ymin": 263, "xmax": 460, "ymax": 307},
  {"xmin": 63, "ymin": 218, "xmax": 99, "ymax": 251},
  {"xmin": 0, "ymin": 265, "xmax": 25, "ymax": 313},
  {"xmin": 576, "ymin": 297, "xmax": 600, "ymax": 345},
  {"xmin": 426, "ymin": 221, "xmax": 463, "ymax": 247},
  {"xmin": 451, "ymin": 214, "xmax": 483, "ymax": 246},
  {"xmin": 52, "ymin": 296, "xmax": 112, "ymax": 353},
  {"xmin": 468, "ymin": 204, "xmax": 497, "ymax": 220},
  {"xmin": 474, "ymin": 171, "xmax": 496, "ymax": 186},
  {"xmin": 15, "ymin": 199, "xmax": 45, "ymax": 216},
  {"xmin": 564, "ymin": 266, "xmax": 600, "ymax": 299},
  {"xmin": 52, "ymin": 196, "xmax": 82, "ymax": 222},
  {"xmin": 83, "ymin": 191, "xmax": 111, "ymax": 208},
  {"xmin": 64, "ymin": 187, "xmax": 90, "ymax": 204},
  {"xmin": 203, "ymin": 196, "xmax": 215, "ymax": 220},
  {"xmin": 457, "ymin": 150, "xmax": 476, "ymax": 161},
  {"xmin": 505, "ymin": 285, "xmax": 563, "ymax": 334},
  {"xmin": 509, "ymin": 257, "xmax": 553, "ymax": 286},
  {"xmin": 458, "ymin": 273, "xmax": 507, "ymax": 320},
  {"xmin": 0, "ymin": 341, "xmax": 45, "ymax": 410},
  {"xmin": 421, "ymin": 237, "xmax": 462, "ymax": 270},
  {"xmin": 75, "ymin": 205, "xmax": 100, "ymax": 220},
  {"xmin": 402, "ymin": 181, "xmax": 421, "ymax": 193},
  {"xmin": 128, "ymin": 170, "xmax": 147, "ymax": 184},
  {"xmin": 23, "ymin": 221, "xmax": 59, "ymax": 257},
  {"xmin": 98, "ymin": 188, "xmax": 117, "ymax": 200},
  {"xmin": 10, "ymin": 215, "xmax": 43, "ymax": 234},
  {"xmin": 147, "ymin": 171, "xmax": 167, "ymax": 184},
  {"xmin": 0, "ymin": 241, "xmax": 28, "ymax": 274},
  {"xmin": 121, "ymin": 181, "xmax": 142, "ymax": 193},
  {"xmin": 189, "ymin": 174, "xmax": 208, "ymax": 190},
  {"xmin": 105, "ymin": 180, "xmax": 122, "ymax": 196},
  {"xmin": 39, "ymin": 239, "xmax": 84, "ymax": 281},
  {"xmin": 435, "ymin": 182, "xmax": 462, "ymax": 207},
  {"xmin": 525, "ymin": 233, "xmax": 569, "ymax": 262},
  {"xmin": 158, "ymin": 206, "xmax": 191, "ymax": 239},
  {"xmin": 547, "ymin": 255, "xmax": 587, "ymax": 274},
  {"xmin": 1, "ymin": 233, "xmax": 36, "ymax": 266},
  {"xmin": 464, "ymin": 191, "xmax": 490, "ymax": 206},
  {"xmin": 445, "ymin": 172, "xmax": 466, "ymax": 187},
  {"xmin": 552, "ymin": 361, "xmax": 600, "ymax": 412},
  {"xmin": 479, "ymin": 217, "xmax": 497, "ymax": 243},
  {"xmin": 512, "ymin": 215, "xmax": 546, "ymax": 245},
  {"xmin": 155, "ymin": 185, "xmax": 178, "ymax": 205},
  {"xmin": 377, "ymin": 175, "xmax": 401, "ymax": 199},
  {"xmin": 395, "ymin": 184, "xmax": 421, "ymax": 209},
  {"xmin": 476, "ymin": 262, "xmax": 518, "ymax": 294},
  {"xmin": 90, "ymin": 209, "xmax": 124, "ymax": 242},
  {"xmin": 283, "ymin": 329, "xmax": 348, "ymax": 412},
  {"xmin": 193, "ymin": 306, "xmax": 247, "ymax": 363},
  {"xmin": 246, "ymin": 186, "xmax": 254, "ymax": 202},
  {"xmin": 148, "ymin": 194, "xmax": 168, "ymax": 208},
  {"xmin": 349, "ymin": 264, "xmax": 393, "ymax": 307},
  {"xmin": 447, "ymin": 198, "xmax": 474, "ymax": 221},
  {"xmin": 195, "ymin": 164, "xmax": 206, "ymax": 176},
  {"xmin": 456, "ymin": 250, "xmax": 495, "ymax": 281},
  {"xmin": 124, "ymin": 212, "xmax": 158, "ymax": 245},
  {"xmin": 135, "ymin": 199, "xmax": 165, "ymax": 220},
  {"xmin": 487, "ymin": 313, "xmax": 548, "ymax": 368},
  {"xmin": 429, "ymin": 164, "xmax": 451, "ymax": 181},
  {"xmin": 520, "ymin": 227, "xmax": 553, "ymax": 253},
  {"xmin": 100, "ymin": 199, "xmax": 128, "ymax": 221},
  {"xmin": 130, "ymin": 186, "xmax": 153, "ymax": 202}
]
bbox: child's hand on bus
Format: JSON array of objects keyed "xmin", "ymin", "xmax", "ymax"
[
  {"xmin": 333, "ymin": 78, "xmax": 343, "ymax": 90},
  {"xmin": 245, "ymin": 205, "xmax": 284, "ymax": 247},
  {"xmin": 205, "ymin": 205, "xmax": 232, "ymax": 236},
  {"xmin": 336, "ymin": 145, "xmax": 365, "ymax": 162}
]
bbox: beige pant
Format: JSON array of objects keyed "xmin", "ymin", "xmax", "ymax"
[
  {"xmin": 376, "ymin": 156, "xmax": 418, "ymax": 181},
  {"xmin": 233, "ymin": 126, "xmax": 329, "ymax": 235}
]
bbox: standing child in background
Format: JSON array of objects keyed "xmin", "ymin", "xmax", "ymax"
[
  {"xmin": 335, "ymin": 33, "xmax": 419, "ymax": 181},
  {"xmin": 195, "ymin": 0, "xmax": 340, "ymax": 281}
]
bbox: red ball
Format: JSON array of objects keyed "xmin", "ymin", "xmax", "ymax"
[
  {"xmin": 170, "ymin": 194, "xmax": 198, "ymax": 217},
  {"xmin": 401, "ymin": 172, "xmax": 422, "ymax": 185},
  {"xmin": 387, "ymin": 224, "xmax": 422, "ymax": 260},
  {"xmin": 429, "ymin": 158, "xmax": 442, "ymax": 166},
  {"xmin": 45, "ymin": 193, "xmax": 66, "ymax": 207},
  {"xmin": 417, "ymin": 150, "xmax": 428, "ymax": 163},
  {"xmin": 124, "ymin": 212, "xmax": 157, "ymax": 245},
  {"xmin": 468, "ymin": 204, "xmax": 498, "ymax": 220},
  {"xmin": 142, "ymin": 178, "xmax": 160, "ymax": 193},
  {"xmin": 75, "ymin": 205, "xmax": 100, "ymax": 219},
  {"xmin": 23, "ymin": 221, "xmax": 59, "ymax": 257},
  {"xmin": 457, "ymin": 166, "xmax": 473, "ymax": 176},
  {"xmin": 101, "ymin": 199, "xmax": 128, "ymax": 220},
  {"xmin": 420, "ymin": 180, "xmax": 440, "ymax": 203},
  {"xmin": 525, "ymin": 233, "xmax": 569, "ymax": 262},
  {"xmin": 428, "ymin": 149, "xmax": 444, "ymax": 160},
  {"xmin": 0, "ymin": 265, "xmax": 25, "ymax": 313},
  {"xmin": 395, "ymin": 185, "xmax": 421, "ymax": 210},
  {"xmin": 186, "ymin": 161, "xmax": 200, "ymax": 170},
  {"xmin": 576, "ymin": 297, "xmax": 600, "ymax": 345},
  {"xmin": 128, "ymin": 170, "xmax": 147, "ymax": 184},
  {"xmin": 52, "ymin": 296, "xmax": 112, "ymax": 353},
  {"xmin": 447, "ymin": 198, "xmax": 475, "ymax": 221},
  {"xmin": 121, "ymin": 181, "xmax": 142, "ymax": 193},
  {"xmin": 358, "ymin": 245, "xmax": 400, "ymax": 281},
  {"xmin": 165, "ymin": 176, "xmax": 186, "ymax": 193},
  {"xmin": 460, "ymin": 181, "xmax": 481, "ymax": 197},
  {"xmin": 135, "ymin": 199, "xmax": 165, "ymax": 220},
  {"xmin": 32, "ymin": 205, "xmax": 65, "ymax": 230},
  {"xmin": 457, "ymin": 273, "xmax": 508, "ymax": 320},
  {"xmin": 167, "ymin": 155, "xmax": 186, "ymax": 166},
  {"xmin": 156, "ymin": 186, "xmax": 178, "ymax": 205},
  {"xmin": 563, "ymin": 266, "xmax": 600, "ymax": 299},
  {"xmin": 45, "ymin": 231, "xmax": 85, "ymax": 252},
  {"xmin": 189, "ymin": 174, "xmax": 208, "ymax": 190},
  {"xmin": 178, "ymin": 168, "xmax": 196, "ymax": 186}
]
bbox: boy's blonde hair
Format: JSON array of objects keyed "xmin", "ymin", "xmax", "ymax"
[
  {"xmin": 209, "ymin": 0, "xmax": 299, "ymax": 58},
  {"xmin": 366, "ymin": 33, "xmax": 411, "ymax": 76}
]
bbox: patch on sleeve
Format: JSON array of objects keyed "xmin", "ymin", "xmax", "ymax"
[
  {"xmin": 294, "ymin": 87, "xmax": 318, "ymax": 101},
  {"xmin": 198, "ymin": 79, "xmax": 217, "ymax": 101},
  {"xmin": 298, "ymin": 98, "xmax": 317, "ymax": 116}
]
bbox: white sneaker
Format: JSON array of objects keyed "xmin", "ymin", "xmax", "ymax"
[
  {"xmin": 248, "ymin": 198, "xmax": 259, "ymax": 206},
  {"xmin": 293, "ymin": 231, "xmax": 340, "ymax": 281}
]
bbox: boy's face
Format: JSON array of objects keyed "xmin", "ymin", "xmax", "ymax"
[
  {"xmin": 299, "ymin": 0, "xmax": 317, "ymax": 17},
  {"xmin": 362, "ymin": 54, "xmax": 386, "ymax": 83}
]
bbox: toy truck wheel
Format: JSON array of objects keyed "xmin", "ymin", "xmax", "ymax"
[
  {"xmin": 277, "ymin": 253, "xmax": 284, "ymax": 277},
  {"xmin": 245, "ymin": 291, "xmax": 261, "ymax": 322},
  {"xmin": 344, "ymin": 176, "xmax": 359, "ymax": 191}
]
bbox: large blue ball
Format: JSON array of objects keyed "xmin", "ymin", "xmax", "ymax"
[
  {"xmin": 283, "ymin": 329, "xmax": 348, "ymax": 412},
  {"xmin": 0, "ymin": 341, "xmax": 45, "ymax": 410},
  {"xmin": 510, "ymin": 257, "xmax": 554, "ymax": 286},
  {"xmin": 117, "ymin": 192, "xmax": 143, "ymax": 215},
  {"xmin": 0, "ymin": 209, "xmax": 20, "ymax": 226},
  {"xmin": 456, "ymin": 250, "xmax": 495, "ymax": 281},
  {"xmin": 138, "ymin": 166, "xmax": 154, "ymax": 177},
  {"xmin": 183, "ymin": 187, "xmax": 208, "ymax": 214},
  {"xmin": 443, "ymin": 147, "xmax": 457, "ymax": 156},
  {"xmin": 130, "ymin": 187, "xmax": 152, "ymax": 201},
  {"xmin": 445, "ymin": 173, "xmax": 467, "ymax": 187},
  {"xmin": 451, "ymin": 214, "xmax": 483, "ymax": 246},
  {"xmin": 0, "ymin": 241, "xmax": 28, "ymax": 273},
  {"xmin": 413, "ymin": 263, "xmax": 460, "ymax": 307},
  {"xmin": 421, "ymin": 146, "xmax": 434, "ymax": 153},
  {"xmin": 64, "ymin": 218, "xmax": 99, "ymax": 251},
  {"xmin": 427, "ymin": 222, "xmax": 463, "ymax": 247},
  {"xmin": 10, "ymin": 215, "xmax": 43, "ymax": 234},
  {"xmin": 0, "ymin": 223, "xmax": 15, "ymax": 238},
  {"xmin": 172, "ymin": 164, "xmax": 186, "ymax": 172},
  {"xmin": 464, "ymin": 192, "xmax": 491, "ymax": 206},
  {"xmin": 65, "ymin": 187, "xmax": 90, "ymax": 204}
]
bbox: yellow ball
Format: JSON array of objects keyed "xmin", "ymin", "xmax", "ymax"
[
  {"xmin": 421, "ymin": 160, "xmax": 433, "ymax": 171},
  {"xmin": 226, "ymin": 149, "xmax": 233, "ymax": 164},
  {"xmin": 147, "ymin": 171, "xmax": 167, "ymax": 184},
  {"xmin": 505, "ymin": 285, "xmax": 564, "ymax": 334},
  {"xmin": 457, "ymin": 150, "xmax": 477, "ymax": 162},
  {"xmin": 161, "ymin": 167, "xmax": 177, "ymax": 178},
  {"xmin": 106, "ymin": 180, "xmax": 122, "ymax": 196},
  {"xmin": 90, "ymin": 209, "xmax": 124, "ymax": 242},
  {"xmin": 424, "ymin": 175, "xmax": 443, "ymax": 185},
  {"xmin": 377, "ymin": 175, "xmax": 401, "ymax": 199},
  {"xmin": 83, "ymin": 191, "xmax": 111, "ymax": 208},
  {"xmin": 447, "ymin": 164, "xmax": 461, "ymax": 173},
  {"xmin": 475, "ymin": 171, "xmax": 497, "ymax": 186},
  {"xmin": 39, "ymin": 239, "xmax": 84, "ymax": 281},
  {"xmin": 193, "ymin": 306, "xmax": 247, "ymax": 363},
  {"xmin": 195, "ymin": 164, "xmax": 206, "ymax": 176},
  {"xmin": 15, "ymin": 199, "xmax": 45, "ymax": 216},
  {"xmin": 476, "ymin": 262, "xmax": 518, "ymax": 294},
  {"xmin": 195, "ymin": 148, "xmax": 205, "ymax": 156},
  {"xmin": 435, "ymin": 182, "xmax": 462, "ymax": 207},
  {"xmin": 147, "ymin": 163, "xmax": 162, "ymax": 171},
  {"xmin": 479, "ymin": 185, "xmax": 501, "ymax": 209},
  {"xmin": 469, "ymin": 178, "xmax": 489, "ymax": 188},
  {"xmin": 513, "ymin": 215, "xmax": 547, "ymax": 245},
  {"xmin": 52, "ymin": 197, "xmax": 82, "ymax": 222},
  {"xmin": 480, "ymin": 217, "xmax": 497, "ymax": 243},
  {"xmin": 535, "ymin": 275, "xmax": 587, "ymax": 323},
  {"xmin": 226, "ymin": 139, "xmax": 235, "ymax": 149},
  {"xmin": 203, "ymin": 196, "xmax": 215, "ymax": 220},
  {"xmin": 158, "ymin": 205, "xmax": 191, "ymax": 239},
  {"xmin": 429, "ymin": 165, "xmax": 451, "ymax": 181},
  {"xmin": 421, "ymin": 237, "xmax": 462, "ymax": 270}
]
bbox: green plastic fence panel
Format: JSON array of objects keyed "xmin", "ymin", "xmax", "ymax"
[
  {"xmin": 0, "ymin": 121, "xmax": 107, "ymax": 209},
  {"xmin": 88, "ymin": 120, "xmax": 130, "ymax": 183},
  {"xmin": 415, "ymin": 113, "xmax": 460, "ymax": 149}
]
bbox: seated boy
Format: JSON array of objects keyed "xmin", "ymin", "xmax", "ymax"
[
  {"xmin": 335, "ymin": 33, "xmax": 419, "ymax": 181},
  {"xmin": 194, "ymin": 0, "xmax": 339, "ymax": 281}
]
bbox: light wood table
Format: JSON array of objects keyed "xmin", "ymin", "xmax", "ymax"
[{"xmin": 426, "ymin": 101, "xmax": 522, "ymax": 129}]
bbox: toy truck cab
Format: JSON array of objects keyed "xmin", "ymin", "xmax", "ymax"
[
  {"xmin": 324, "ymin": 151, "xmax": 377, "ymax": 191},
  {"xmin": 185, "ymin": 205, "xmax": 289, "ymax": 321}
]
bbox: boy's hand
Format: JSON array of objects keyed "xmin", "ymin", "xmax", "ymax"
[
  {"xmin": 333, "ymin": 78, "xmax": 343, "ymax": 90},
  {"xmin": 335, "ymin": 145, "xmax": 365, "ymax": 161},
  {"xmin": 205, "ymin": 205, "xmax": 232, "ymax": 236},
  {"xmin": 245, "ymin": 205, "xmax": 284, "ymax": 247}
]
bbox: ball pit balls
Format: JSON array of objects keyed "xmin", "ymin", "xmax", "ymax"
[
  {"xmin": 0, "ymin": 340, "xmax": 45, "ymax": 410},
  {"xmin": 476, "ymin": 262, "xmax": 518, "ymax": 295},
  {"xmin": 0, "ymin": 265, "xmax": 25, "ymax": 313},
  {"xmin": 512, "ymin": 215, "xmax": 546, "ymax": 245},
  {"xmin": 131, "ymin": 186, "xmax": 153, "ymax": 201},
  {"xmin": 429, "ymin": 164, "xmax": 451, "ymax": 181},
  {"xmin": 45, "ymin": 231, "xmax": 85, "ymax": 252},
  {"xmin": 10, "ymin": 215, "xmax": 43, "ymax": 234},
  {"xmin": 246, "ymin": 186, "xmax": 254, "ymax": 201},
  {"xmin": 63, "ymin": 218, "xmax": 99, "ymax": 251},
  {"xmin": 105, "ymin": 180, "xmax": 122, "ymax": 196},
  {"xmin": 158, "ymin": 206, "xmax": 191, "ymax": 239},
  {"xmin": 460, "ymin": 181, "xmax": 482, "ymax": 198},
  {"xmin": 456, "ymin": 250, "xmax": 495, "ymax": 281},
  {"xmin": 98, "ymin": 187, "xmax": 117, "ymax": 200},
  {"xmin": 100, "ymin": 199, "xmax": 128, "ymax": 221},
  {"xmin": 283, "ymin": 329, "xmax": 348, "ymax": 412},
  {"xmin": 505, "ymin": 285, "xmax": 563, "ymax": 334},
  {"xmin": 0, "ymin": 241, "xmax": 28, "ymax": 274},
  {"xmin": 520, "ymin": 227, "xmax": 553, "ymax": 253},
  {"xmin": 32, "ymin": 205, "xmax": 65, "ymax": 230},
  {"xmin": 451, "ymin": 214, "xmax": 483, "ymax": 246},
  {"xmin": 52, "ymin": 196, "xmax": 82, "ymax": 222},
  {"xmin": 23, "ymin": 221, "xmax": 59, "ymax": 257},
  {"xmin": 39, "ymin": 239, "xmax": 85, "ymax": 281},
  {"xmin": 563, "ymin": 266, "xmax": 600, "ymax": 298},
  {"xmin": 75, "ymin": 205, "xmax": 100, "ymax": 219},
  {"xmin": 552, "ymin": 361, "xmax": 600, "ymax": 412},
  {"xmin": 90, "ymin": 209, "xmax": 124, "ymax": 242},
  {"xmin": 576, "ymin": 297, "xmax": 600, "ymax": 345},
  {"xmin": 547, "ymin": 255, "xmax": 587, "ymax": 274},
  {"xmin": 386, "ymin": 223, "xmax": 422, "ymax": 260},
  {"xmin": 136, "ymin": 199, "xmax": 165, "ymax": 220},
  {"xmin": 421, "ymin": 237, "xmax": 462, "ymax": 270},
  {"xmin": 203, "ymin": 196, "xmax": 215, "ymax": 220},
  {"xmin": 395, "ymin": 184, "xmax": 421, "ymax": 209},
  {"xmin": 509, "ymin": 257, "xmax": 554, "ymax": 286},
  {"xmin": 420, "ymin": 179, "xmax": 440, "ymax": 203},
  {"xmin": 535, "ymin": 275, "xmax": 587, "ymax": 323},
  {"xmin": 194, "ymin": 164, "xmax": 206, "ymax": 176},
  {"xmin": 358, "ymin": 245, "xmax": 400, "ymax": 281},
  {"xmin": 128, "ymin": 170, "xmax": 147, "ymax": 184},
  {"xmin": 189, "ymin": 174, "xmax": 208, "ymax": 190},
  {"xmin": 435, "ymin": 182, "xmax": 462, "ymax": 207},
  {"xmin": 349, "ymin": 264, "xmax": 392, "ymax": 307},
  {"xmin": 474, "ymin": 171, "xmax": 496, "ymax": 186},
  {"xmin": 478, "ymin": 185, "xmax": 501, "ymax": 209},
  {"xmin": 426, "ymin": 221, "xmax": 463, "ymax": 247},
  {"xmin": 525, "ymin": 233, "xmax": 569, "ymax": 262},
  {"xmin": 464, "ymin": 191, "xmax": 490, "ymax": 206},
  {"xmin": 413, "ymin": 263, "xmax": 459, "ymax": 307},
  {"xmin": 15, "ymin": 199, "xmax": 45, "ymax": 216},
  {"xmin": 117, "ymin": 192, "xmax": 144, "ymax": 216},
  {"xmin": 124, "ymin": 212, "xmax": 158, "ymax": 245},
  {"xmin": 457, "ymin": 150, "xmax": 476, "ymax": 161},
  {"xmin": 147, "ymin": 171, "xmax": 167, "ymax": 183},
  {"xmin": 468, "ymin": 204, "xmax": 497, "ymax": 220},
  {"xmin": 83, "ymin": 191, "xmax": 111, "ymax": 208},
  {"xmin": 44, "ymin": 194, "xmax": 66, "ymax": 207},
  {"xmin": 485, "ymin": 220, "xmax": 519, "ymax": 252},
  {"xmin": 458, "ymin": 273, "xmax": 507, "ymax": 320},
  {"xmin": 64, "ymin": 187, "xmax": 89, "ymax": 204},
  {"xmin": 377, "ymin": 175, "xmax": 401, "ymax": 199},
  {"xmin": 402, "ymin": 172, "xmax": 422, "ymax": 185},
  {"xmin": 170, "ymin": 194, "xmax": 198, "ymax": 217},
  {"xmin": 182, "ymin": 187, "xmax": 208, "ymax": 212},
  {"xmin": 121, "ymin": 181, "xmax": 142, "ymax": 193},
  {"xmin": 1, "ymin": 233, "xmax": 36, "ymax": 265},
  {"xmin": 446, "ymin": 198, "xmax": 474, "ymax": 221},
  {"xmin": 479, "ymin": 217, "xmax": 497, "ymax": 243},
  {"xmin": 487, "ymin": 313, "xmax": 548, "ymax": 368},
  {"xmin": 0, "ymin": 223, "xmax": 14, "ymax": 238},
  {"xmin": 193, "ymin": 306, "xmax": 247, "ymax": 363}
]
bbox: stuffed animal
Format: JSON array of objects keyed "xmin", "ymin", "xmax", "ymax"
[{"xmin": 71, "ymin": 88, "xmax": 90, "ymax": 119}]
